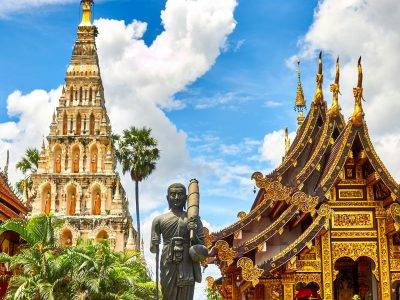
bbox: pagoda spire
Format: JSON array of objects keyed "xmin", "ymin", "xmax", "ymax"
[
  {"xmin": 313, "ymin": 51, "xmax": 324, "ymax": 105},
  {"xmin": 80, "ymin": 0, "xmax": 94, "ymax": 27},
  {"xmin": 351, "ymin": 57, "xmax": 364, "ymax": 126},
  {"xmin": 294, "ymin": 60, "xmax": 306, "ymax": 126},
  {"xmin": 328, "ymin": 57, "xmax": 341, "ymax": 117},
  {"xmin": 4, "ymin": 150, "xmax": 9, "ymax": 180}
]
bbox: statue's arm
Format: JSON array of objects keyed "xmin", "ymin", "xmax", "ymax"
[
  {"xmin": 194, "ymin": 217, "xmax": 205, "ymax": 246},
  {"xmin": 150, "ymin": 216, "xmax": 161, "ymax": 253}
]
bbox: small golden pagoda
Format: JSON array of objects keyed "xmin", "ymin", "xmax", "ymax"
[{"xmin": 206, "ymin": 55, "xmax": 400, "ymax": 300}]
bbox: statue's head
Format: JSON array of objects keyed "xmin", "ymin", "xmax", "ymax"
[{"xmin": 167, "ymin": 183, "xmax": 187, "ymax": 211}]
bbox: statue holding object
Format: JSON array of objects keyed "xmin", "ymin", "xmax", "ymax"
[{"xmin": 150, "ymin": 180, "xmax": 208, "ymax": 300}]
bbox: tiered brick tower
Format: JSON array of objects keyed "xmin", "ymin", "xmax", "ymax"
[{"xmin": 30, "ymin": 0, "xmax": 136, "ymax": 251}]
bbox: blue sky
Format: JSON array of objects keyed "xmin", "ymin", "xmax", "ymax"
[
  {"xmin": 2, "ymin": 0, "xmax": 400, "ymax": 297},
  {"xmin": 0, "ymin": 0, "xmax": 321, "ymax": 228}
]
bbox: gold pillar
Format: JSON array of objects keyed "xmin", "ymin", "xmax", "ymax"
[
  {"xmin": 321, "ymin": 230, "xmax": 333, "ymax": 299},
  {"xmin": 282, "ymin": 278, "xmax": 294, "ymax": 300},
  {"xmin": 377, "ymin": 209, "xmax": 391, "ymax": 299}
]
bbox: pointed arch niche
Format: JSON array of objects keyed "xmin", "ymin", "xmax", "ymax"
[
  {"xmin": 91, "ymin": 184, "xmax": 101, "ymax": 215},
  {"xmin": 63, "ymin": 111, "xmax": 68, "ymax": 135},
  {"xmin": 60, "ymin": 229, "xmax": 73, "ymax": 246},
  {"xmin": 96, "ymin": 230, "xmax": 109, "ymax": 242},
  {"xmin": 71, "ymin": 145, "xmax": 80, "ymax": 173},
  {"xmin": 90, "ymin": 144, "xmax": 99, "ymax": 173},
  {"xmin": 53, "ymin": 144, "xmax": 62, "ymax": 173},
  {"xmin": 40, "ymin": 183, "xmax": 52, "ymax": 214},
  {"xmin": 66, "ymin": 185, "xmax": 77, "ymax": 216}
]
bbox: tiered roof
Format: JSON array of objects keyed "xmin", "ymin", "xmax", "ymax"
[
  {"xmin": 0, "ymin": 156, "xmax": 28, "ymax": 220},
  {"xmin": 208, "ymin": 54, "xmax": 400, "ymax": 279}
]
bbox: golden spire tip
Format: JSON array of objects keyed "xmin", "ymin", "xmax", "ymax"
[
  {"xmin": 80, "ymin": 0, "xmax": 94, "ymax": 26},
  {"xmin": 351, "ymin": 56, "xmax": 364, "ymax": 126},
  {"xmin": 313, "ymin": 51, "xmax": 324, "ymax": 105}
]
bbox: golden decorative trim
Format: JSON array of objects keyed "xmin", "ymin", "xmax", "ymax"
[
  {"xmin": 272, "ymin": 204, "xmax": 330, "ymax": 262},
  {"xmin": 203, "ymin": 227, "xmax": 213, "ymax": 249},
  {"xmin": 320, "ymin": 123, "xmax": 353, "ymax": 188},
  {"xmin": 338, "ymin": 188, "xmax": 364, "ymax": 199},
  {"xmin": 290, "ymin": 191, "xmax": 319, "ymax": 214},
  {"xmin": 206, "ymin": 276, "xmax": 215, "ymax": 289},
  {"xmin": 377, "ymin": 218, "xmax": 391, "ymax": 299},
  {"xmin": 332, "ymin": 211, "xmax": 373, "ymax": 229},
  {"xmin": 237, "ymin": 211, "xmax": 247, "ymax": 220},
  {"xmin": 237, "ymin": 257, "xmax": 264, "ymax": 287},
  {"xmin": 337, "ymin": 179, "xmax": 366, "ymax": 186},
  {"xmin": 331, "ymin": 230, "xmax": 377, "ymax": 239},
  {"xmin": 332, "ymin": 241, "xmax": 378, "ymax": 265},
  {"xmin": 390, "ymin": 259, "xmax": 400, "ymax": 271},
  {"xmin": 388, "ymin": 203, "xmax": 400, "ymax": 231},
  {"xmin": 215, "ymin": 240, "xmax": 237, "ymax": 266},
  {"xmin": 321, "ymin": 231, "xmax": 333, "ymax": 299}
]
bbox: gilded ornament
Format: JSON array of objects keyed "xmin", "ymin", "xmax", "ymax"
[
  {"xmin": 237, "ymin": 211, "xmax": 247, "ymax": 220},
  {"xmin": 215, "ymin": 240, "xmax": 237, "ymax": 266},
  {"xmin": 206, "ymin": 276, "xmax": 215, "ymax": 289},
  {"xmin": 237, "ymin": 257, "xmax": 264, "ymax": 287},
  {"xmin": 332, "ymin": 211, "xmax": 373, "ymax": 229},
  {"xmin": 290, "ymin": 191, "xmax": 318, "ymax": 214}
]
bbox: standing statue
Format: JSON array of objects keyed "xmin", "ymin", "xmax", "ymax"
[{"xmin": 150, "ymin": 181, "xmax": 208, "ymax": 300}]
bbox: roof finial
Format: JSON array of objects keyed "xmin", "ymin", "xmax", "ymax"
[
  {"xmin": 284, "ymin": 127, "xmax": 291, "ymax": 155},
  {"xmin": 294, "ymin": 60, "xmax": 306, "ymax": 126},
  {"xmin": 313, "ymin": 51, "xmax": 324, "ymax": 105},
  {"xmin": 4, "ymin": 150, "xmax": 9, "ymax": 180},
  {"xmin": 351, "ymin": 56, "xmax": 364, "ymax": 126},
  {"xmin": 329, "ymin": 57, "xmax": 341, "ymax": 117},
  {"xmin": 80, "ymin": 0, "xmax": 94, "ymax": 26}
]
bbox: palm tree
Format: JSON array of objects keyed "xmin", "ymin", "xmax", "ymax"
[
  {"xmin": 115, "ymin": 127, "xmax": 160, "ymax": 245},
  {"xmin": 0, "ymin": 215, "xmax": 157, "ymax": 299},
  {"xmin": 16, "ymin": 148, "xmax": 40, "ymax": 195}
]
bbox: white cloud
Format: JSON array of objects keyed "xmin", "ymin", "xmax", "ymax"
[
  {"xmin": 1, "ymin": 1, "xmax": 237, "ymax": 295},
  {"xmin": 0, "ymin": 88, "xmax": 61, "ymax": 184},
  {"xmin": 0, "ymin": 0, "xmax": 77, "ymax": 17},
  {"xmin": 264, "ymin": 100, "xmax": 283, "ymax": 108},
  {"xmin": 293, "ymin": 0, "xmax": 400, "ymax": 180},
  {"xmin": 261, "ymin": 129, "xmax": 295, "ymax": 168}
]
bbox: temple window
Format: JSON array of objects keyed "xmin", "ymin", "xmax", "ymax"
[
  {"xmin": 41, "ymin": 183, "xmax": 51, "ymax": 214},
  {"xmin": 66, "ymin": 185, "xmax": 77, "ymax": 215},
  {"xmin": 62, "ymin": 112, "xmax": 68, "ymax": 135},
  {"xmin": 91, "ymin": 186, "xmax": 101, "ymax": 215},
  {"xmin": 76, "ymin": 113, "xmax": 82, "ymax": 135},
  {"xmin": 89, "ymin": 113, "xmax": 95, "ymax": 135},
  {"xmin": 90, "ymin": 145, "xmax": 98, "ymax": 173},
  {"xmin": 60, "ymin": 229, "xmax": 73, "ymax": 246},
  {"xmin": 79, "ymin": 87, "xmax": 83, "ymax": 104},
  {"xmin": 69, "ymin": 87, "xmax": 74, "ymax": 102},
  {"xmin": 89, "ymin": 87, "xmax": 92, "ymax": 104},
  {"xmin": 71, "ymin": 145, "xmax": 80, "ymax": 173},
  {"xmin": 53, "ymin": 145, "xmax": 62, "ymax": 173}
]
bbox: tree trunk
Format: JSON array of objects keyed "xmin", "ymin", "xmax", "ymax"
[{"xmin": 135, "ymin": 180, "xmax": 141, "ymax": 249}]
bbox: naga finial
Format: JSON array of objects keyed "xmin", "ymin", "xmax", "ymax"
[
  {"xmin": 284, "ymin": 127, "xmax": 290, "ymax": 155},
  {"xmin": 351, "ymin": 56, "xmax": 364, "ymax": 126},
  {"xmin": 329, "ymin": 57, "xmax": 341, "ymax": 117},
  {"xmin": 313, "ymin": 51, "xmax": 324, "ymax": 105},
  {"xmin": 80, "ymin": 0, "xmax": 94, "ymax": 26}
]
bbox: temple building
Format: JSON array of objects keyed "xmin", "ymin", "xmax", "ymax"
[
  {"xmin": 0, "ymin": 151, "xmax": 28, "ymax": 253},
  {"xmin": 28, "ymin": 0, "xmax": 136, "ymax": 251},
  {"xmin": 207, "ymin": 54, "xmax": 400, "ymax": 299}
]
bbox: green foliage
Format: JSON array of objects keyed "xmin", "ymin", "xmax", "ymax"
[
  {"xmin": 115, "ymin": 126, "xmax": 160, "ymax": 183},
  {"xmin": 0, "ymin": 214, "xmax": 157, "ymax": 300},
  {"xmin": 206, "ymin": 287, "xmax": 222, "ymax": 300},
  {"xmin": 15, "ymin": 147, "xmax": 39, "ymax": 194}
]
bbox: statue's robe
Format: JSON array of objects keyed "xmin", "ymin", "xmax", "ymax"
[{"xmin": 151, "ymin": 210, "xmax": 204, "ymax": 300}]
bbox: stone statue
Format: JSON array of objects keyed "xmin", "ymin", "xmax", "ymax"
[
  {"xmin": 73, "ymin": 152, "xmax": 80, "ymax": 173},
  {"xmin": 44, "ymin": 191, "xmax": 51, "ymax": 214},
  {"xmin": 55, "ymin": 153, "xmax": 61, "ymax": 173},
  {"xmin": 69, "ymin": 194, "xmax": 76, "ymax": 215},
  {"xmin": 91, "ymin": 153, "xmax": 97, "ymax": 172},
  {"xmin": 93, "ymin": 192, "xmax": 101, "ymax": 215},
  {"xmin": 150, "ymin": 183, "xmax": 207, "ymax": 300}
]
